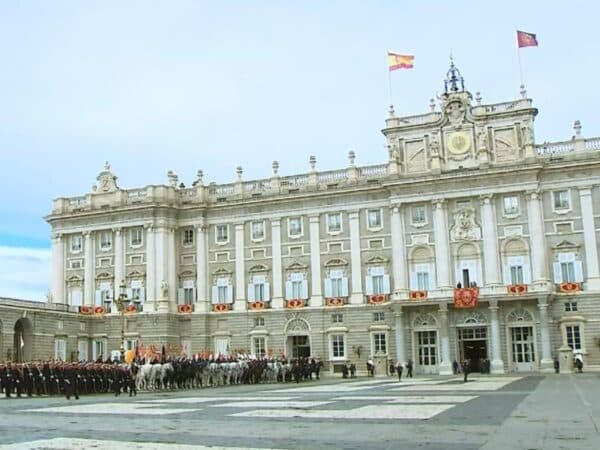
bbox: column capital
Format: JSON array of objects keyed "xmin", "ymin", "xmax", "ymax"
[
  {"xmin": 537, "ymin": 297, "xmax": 548, "ymax": 309},
  {"xmin": 488, "ymin": 299, "xmax": 499, "ymax": 309},
  {"xmin": 112, "ymin": 227, "xmax": 122, "ymax": 234},
  {"xmin": 479, "ymin": 193, "xmax": 494, "ymax": 205},
  {"xmin": 578, "ymin": 186, "xmax": 594, "ymax": 196},
  {"xmin": 309, "ymin": 215, "xmax": 320, "ymax": 224},
  {"xmin": 235, "ymin": 223, "xmax": 245, "ymax": 231},
  {"xmin": 526, "ymin": 189, "xmax": 542, "ymax": 201},
  {"xmin": 348, "ymin": 210, "xmax": 360, "ymax": 220},
  {"xmin": 390, "ymin": 204, "xmax": 402, "ymax": 214},
  {"xmin": 431, "ymin": 198, "xmax": 447, "ymax": 209},
  {"xmin": 438, "ymin": 303, "xmax": 448, "ymax": 313},
  {"xmin": 195, "ymin": 224, "xmax": 207, "ymax": 233},
  {"xmin": 52, "ymin": 232, "xmax": 63, "ymax": 240},
  {"xmin": 83, "ymin": 231, "xmax": 93, "ymax": 239},
  {"xmin": 270, "ymin": 218, "xmax": 282, "ymax": 227}
]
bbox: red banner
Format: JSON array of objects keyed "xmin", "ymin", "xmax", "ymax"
[{"xmin": 453, "ymin": 288, "xmax": 479, "ymax": 308}]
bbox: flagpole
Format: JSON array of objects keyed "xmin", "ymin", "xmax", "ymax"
[
  {"xmin": 515, "ymin": 28, "xmax": 525, "ymax": 89},
  {"xmin": 388, "ymin": 70, "xmax": 394, "ymax": 110}
]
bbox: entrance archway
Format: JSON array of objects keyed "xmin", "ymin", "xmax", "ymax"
[
  {"xmin": 284, "ymin": 318, "xmax": 311, "ymax": 359},
  {"xmin": 14, "ymin": 317, "xmax": 33, "ymax": 362}
]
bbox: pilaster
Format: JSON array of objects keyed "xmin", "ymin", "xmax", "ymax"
[
  {"xmin": 438, "ymin": 303, "xmax": 452, "ymax": 375},
  {"xmin": 526, "ymin": 191, "xmax": 550, "ymax": 289},
  {"xmin": 84, "ymin": 231, "xmax": 95, "ymax": 306},
  {"xmin": 308, "ymin": 215, "xmax": 323, "ymax": 307},
  {"xmin": 348, "ymin": 210, "xmax": 363, "ymax": 304},
  {"xmin": 144, "ymin": 225, "xmax": 156, "ymax": 312},
  {"xmin": 578, "ymin": 187, "xmax": 600, "ymax": 290},
  {"xmin": 432, "ymin": 199, "xmax": 451, "ymax": 289},
  {"xmin": 390, "ymin": 205, "xmax": 408, "ymax": 299},
  {"xmin": 537, "ymin": 298, "xmax": 553, "ymax": 371},
  {"xmin": 480, "ymin": 194, "xmax": 501, "ymax": 287},
  {"xmin": 393, "ymin": 305, "xmax": 406, "ymax": 366},
  {"xmin": 271, "ymin": 219, "xmax": 284, "ymax": 309},
  {"xmin": 488, "ymin": 299, "xmax": 505, "ymax": 374},
  {"xmin": 51, "ymin": 232, "xmax": 65, "ymax": 304},
  {"xmin": 195, "ymin": 224, "xmax": 208, "ymax": 313},
  {"xmin": 234, "ymin": 223, "xmax": 247, "ymax": 311}
]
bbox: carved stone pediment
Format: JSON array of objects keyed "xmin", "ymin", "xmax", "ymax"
[
  {"xmin": 450, "ymin": 207, "xmax": 481, "ymax": 241},
  {"xmin": 95, "ymin": 161, "xmax": 119, "ymax": 193}
]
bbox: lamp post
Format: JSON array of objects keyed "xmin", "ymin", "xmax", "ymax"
[{"xmin": 115, "ymin": 280, "xmax": 129, "ymax": 362}]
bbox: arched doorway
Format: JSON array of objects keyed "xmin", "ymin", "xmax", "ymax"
[
  {"xmin": 14, "ymin": 318, "xmax": 33, "ymax": 362},
  {"xmin": 285, "ymin": 318, "xmax": 311, "ymax": 358}
]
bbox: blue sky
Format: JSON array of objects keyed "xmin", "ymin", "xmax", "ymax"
[{"xmin": 0, "ymin": 0, "xmax": 598, "ymax": 300}]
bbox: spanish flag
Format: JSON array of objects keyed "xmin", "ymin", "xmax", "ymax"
[
  {"xmin": 517, "ymin": 30, "xmax": 538, "ymax": 48},
  {"xmin": 388, "ymin": 52, "xmax": 414, "ymax": 71}
]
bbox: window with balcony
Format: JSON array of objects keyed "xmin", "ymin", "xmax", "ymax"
[{"xmin": 503, "ymin": 196, "xmax": 519, "ymax": 215}]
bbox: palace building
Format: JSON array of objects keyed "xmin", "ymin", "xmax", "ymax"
[{"xmin": 2, "ymin": 62, "xmax": 600, "ymax": 374}]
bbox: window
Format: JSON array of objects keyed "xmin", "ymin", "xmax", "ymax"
[
  {"xmin": 253, "ymin": 317, "xmax": 265, "ymax": 327},
  {"xmin": 565, "ymin": 302, "xmax": 578, "ymax": 312},
  {"xmin": 93, "ymin": 340, "xmax": 106, "ymax": 361},
  {"xmin": 71, "ymin": 235, "xmax": 82, "ymax": 252},
  {"xmin": 326, "ymin": 269, "xmax": 347, "ymax": 298},
  {"xmin": 503, "ymin": 196, "xmax": 519, "ymax": 215},
  {"xmin": 253, "ymin": 337, "xmax": 266, "ymax": 358},
  {"xmin": 70, "ymin": 289, "xmax": 82, "ymax": 307},
  {"xmin": 417, "ymin": 271, "xmax": 430, "ymax": 291},
  {"xmin": 96, "ymin": 283, "xmax": 112, "ymax": 307},
  {"xmin": 218, "ymin": 285, "xmax": 228, "ymax": 302},
  {"xmin": 373, "ymin": 332, "xmax": 387, "ymax": 354},
  {"xmin": 130, "ymin": 228, "xmax": 143, "ymax": 246},
  {"xmin": 216, "ymin": 224, "xmax": 229, "ymax": 243},
  {"xmin": 417, "ymin": 331, "xmax": 437, "ymax": 366},
  {"xmin": 510, "ymin": 265, "xmax": 524, "ymax": 285},
  {"xmin": 554, "ymin": 190, "xmax": 570, "ymax": 210},
  {"xmin": 411, "ymin": 205, "xmax": 426, "ymax": 225},
  {"xmin": 288, "ymin": 217, "xmax": 302, "ymax": 237},
  {"xmin": 248, "ymin": 275, "xmax": 269, "ymax": 302},
  {"xmin": 554, "ymin": 253, "xmax": 583, "ymax": 283},
  {"xmin": 292, "ymin": 279, "xmax": 303, "ymax": 298},
  {"xmin": 54, "ymin": 339, "xmax": 67, "ymax": 361},
  {"xmin": 331, "ymin": 335, "xmax": 345, "ymax": 358},
  {"xmin": 332, "ymin": 313, "xmax": 343, "ymax": 323},
  {"xmin": 367, "ymin": 209, "xmax": 382, "ymax": 229},
  {"xmin": 69, "ymin": 260, "xmax": 82, "ymax": 269},
  {"xmin": 286, "ymin": 273, "xmax": 308, "ymax": 300},
  {"xmin": 251, "ymin": 221, "xmax": 265, "ymax": 240},
  {"xmin": 372, "ymin": 273, "xmax": 384, "ymax": 294},
  {"xmin": 366, "ymin": 267, "xmax": 390, "ymax": 295},
  {"xmin": 183, "ymin": 285, "xmax": 195, "ymax": 304},
  {"xmin": 100, "ymin": 231, "xmax": 112, "ymax": 250},
  {"xmin": 565, "ymin": 325, "xmax": 582, "ymax": 350},
  {"xmin": 373, "ymin": 312, "xmax": 385, "ymax": 322},
  {"xmin": 327, "ymin": 213, "xmax": 342, "ymax": 233},
  {"xmin": 183, "ymin": 229, "xmax": 194, "ymax": 245}
]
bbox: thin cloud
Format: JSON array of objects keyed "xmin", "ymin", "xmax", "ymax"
[{"xmin": 0, "ymin": 246, "xmax": 50, "ymax": 302}]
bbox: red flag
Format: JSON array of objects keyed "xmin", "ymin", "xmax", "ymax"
[{"xmin": 517, "ymin": 30, "xmax": 538, "ymax": 48}]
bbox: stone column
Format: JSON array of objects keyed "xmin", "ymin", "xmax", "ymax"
[
  {"xmin": 393, "ymin": 305, "xmax": 406, "ymax": 365},
  {"xmin": 195, "ymin": 224, "xmax": 208, "ymax": 312},
  {"xmin": 432, "ymin": 199, "xmax": 451, "ymax": 289},
  {"xmin": 155, "ymin": 227, "xmax": 168, "ymax": 313},
  {"xmin": 51, "ymin": 233, "xmax": 65, "ymax": 304},
  {"xmin": 390, "ymin": 205, "xmax": 408, "ymax": 298},
  {"xmin": 349, "ymin": 210, "xmax": 363, "ymax": 304},
  {"xmin": 113, "ymin": 228, "xmax": 124, "ymax": 290},
  {"xmin": 480, "ymin": 194, "xmax": 501, "ymax": 287},
  {"xmin": 537, "ymin": 298, "xmax": 553, "ymax": 371},
  {"xmin": 271, "ymin": 219, "xmax": 284, "ymax": 309},
  {"xmin": 488, "ymin": 299, "xmax": 505, "ymax": 373},
  {"xmin": 526, "ymin": 191, "xmax": 549, "ymax": 288},
  {"xmin": 578, "ymin": 187, "xmax": 600, "ymax": 290},
  {"xmin": 438, "ymin": 303, "xmax": 453, "ymax": 375},
  {"xmin": 309, "ymin": 215, "xmax": 323, "ymax": 307},
  {"xmin": 145, "ymin": 226, "xmax": 156, "ymax": 311},
  {"xmin": 84, "ymin": 231, "xmax": 95, "ymax": 306},
  {"xmin": 167, "ymin": 228, "xmax": 177, "ymax": 308},
  {"xmin": 234, "ymin": 223, "xmax": 247, "ymax": 311}
]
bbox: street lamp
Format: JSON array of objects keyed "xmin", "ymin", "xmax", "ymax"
[{"xmin": 115, "ymin": 280, "xmax": 128, "ymax": 362}]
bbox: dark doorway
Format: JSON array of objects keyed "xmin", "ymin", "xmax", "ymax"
[
  {"xmin": 462, "ymin": 340, "xmax": 487, "ymax": 372},
  {"xmin": 289, "ymin": 335, "xmax": 311, "ymax": 358}
]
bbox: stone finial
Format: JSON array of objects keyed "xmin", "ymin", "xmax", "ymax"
[
  {"xmin": 167, "ymin": 170, "xmax": 178, "ymax": 187},
  {"xmin": 272, "ymin": 161, "xmax": 279, "ymax": 176},
  {"xmin": 104, "ymin": 161, "xmax": 111, "ymax": 171},
  {"xmin": 429, "ymin": 98, "xmax": 436, "ymax": 112},
  {"xmin": 519, "ymin": 84, "xmax": 527, "ymax": 99},
  {"xmin": 236, "ymin": 166, "xmax": 243, "ymax": 181},
  {"xmin": 196, "ymin": 170, "xmax": 204, "ymax": 185},
  {"xmin": 309, "ymin": 155, "xmax": 316, "ymax": 171},
  {"xmin": 348, "ymin": 150, "xmax": 356, "ymax": 166},
  {"xmin": 92, "ymin": 184, "xmax": 97, "ymax": 192},
  {"xmin": 388, "ymin": 104, "xmax": 395, "ymax": 117},
  {"xmin": 475, "ymin": 92, "xmax": 482, "ymax": 105},
  {"xmin": 574, "ymin": 120, "xmax": 582, "ymax": 137}
]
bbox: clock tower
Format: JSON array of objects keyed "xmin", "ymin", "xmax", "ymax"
[{"xmin": 381, "ymin": 58, "xmax": 538, "ymax": 176}]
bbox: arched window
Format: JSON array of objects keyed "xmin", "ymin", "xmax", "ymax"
[
  {"xmin": 455, "ymin": 243, "xmax": 481, "ymax": 287},
  {"xmin": 502, "ymin": 239, "xmax": 531, "ymax": 285},
  {"xmin": 409, "ymin": 246, "xmax": 434, "ymax": 291}
]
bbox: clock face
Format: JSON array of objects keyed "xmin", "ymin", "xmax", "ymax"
[{"xmin": 448, "ymin": 131, "xmax": 471, "ymax": 155}]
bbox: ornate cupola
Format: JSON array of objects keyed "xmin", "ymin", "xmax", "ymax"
[{"xmin": 443, "ymin": 57, "xmax": 465, "ymax": 95}]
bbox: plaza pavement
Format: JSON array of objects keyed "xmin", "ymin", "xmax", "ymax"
[{"xmin": 0, "ymin": 373, "xmax": 598, "ymax": 450}]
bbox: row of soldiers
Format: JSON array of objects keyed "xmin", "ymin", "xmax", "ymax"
[{"xmin": 0, "ymin": 361, "xmax": 137, "ymax": 399}]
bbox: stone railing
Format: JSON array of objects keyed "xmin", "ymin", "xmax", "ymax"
[
  {"xmin": 585, "ymin": 137, "xmax": 600, "ymax": 151},
  {"xmin": 318, "ymin": 169, "xmax": 348, "ymax": 184},
  {"xmin": 127, "ymin": 189, "xmax": 148, "ymax": 200},
  {"xmin": 536, "ymin": 140, "xmax": 575, "ymax": 156},
  {"xmin": 280, "ymin": 174, "xmax": 310, "ymax": 188},
  {"xmin": 386, "ymin": 112, "xmax": 440, "ymax": 127},
  {"xmin": 69, "ymin": 196, "xmax": 89, "ymax": 208},
  {"xmin": 472, "ymin": 99, "xmax": 531, "ymax": 115},
  {"xmin": 359, "ymin": 164, "xmax": 388, "ymax": 178}
]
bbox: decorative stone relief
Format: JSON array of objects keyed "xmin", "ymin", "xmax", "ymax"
[
  {"xmin": 412, "ymin": 313, "xmax": 438, "ymax": 328},
  {"xmin": 411, "ymin": 234, "xmax": 430, "ymax": 245},
  {"xmin": 461, "ymin": 311, "xmax": 487, "ymax": 324},
  {"xmin": 506, "ymin": 308, "xmax": 534, "ymax": 323},
  {"xmin": 96, "ymin": 161, "xmax": 118, "ymax": 193},
  {"xmin": 405, "ymin": 140, "xmax": 428, "ymax": 173},
  {"xmin": 450, "ymin": 207, "xmax": 481, "ymax": 241},
  {"xmin": 504, "ymin": 226, "xmax": 523, "ymax": 237},
  {"xmin": 494, "ymin": 128, "xmax": 519, "ymax": 162},
  {"xmin": 285, "ymin": 317, "xmax": 310, "ymax": 333}
]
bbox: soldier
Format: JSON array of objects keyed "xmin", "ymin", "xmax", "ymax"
[
  {"xmin": 0, "ymin": 363, "xmax": 7, "ymax": 397},
  {"xmin": 128, "ymin": 363, "xmax": 138, "ymax": 397},
  {"xmin": 64, "ymin": 363, "xmax": 79, "ymax": 400},
  {"xmin": 22, "ymin": 363, "xmax": 34, "ymax": 397}
]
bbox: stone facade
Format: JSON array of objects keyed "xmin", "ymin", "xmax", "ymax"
[{"xmin": 3, "ymin": 62, "xmax": 600, "ymax": 374}]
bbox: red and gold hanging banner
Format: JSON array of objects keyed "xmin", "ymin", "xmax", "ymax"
[
  {"xmin": 409, "ymin": 290, "xmax": 428, "ymax": 300},
  {"xmin": 326, "ymin": 297, "xmax": 345, "ymax": 306},
  {"xmin": 79, "ymin": 305, "xmax": 92, "ymax": 315},
  {"xmin": 287, "ymin": 299, "xmax": 305, "ymax": 308},
  {"xmin": 213, "ymin": 303, "xmax": 230, "ymax": 312},
  {"xmin": 249, "ymin": 301, "xmax": 265, "ymax": 310},
  {"xmin": 93, "ymin": 306, "xmax": 106, "ymax": 315},
  {"xmin": 559, "ymin": 282, "xmax": 580, "ymax": 293},
  {"xmin": 368, "ymin": 294, "xmax": 387, "ymax": 304},
  {"xmin": 178, "ymin": 304, "xmax": 193, "ymax": 313},
  {"xmin": 125, "ymin": 304, "xmax": 138, "ymax": 314},
  {"xmin": 453, "ymin": 288, "xmax": 479, "ymax": 309},
  {"xmin": 507, "ymin": 284, "xmax": 528, "ymax": 295}
]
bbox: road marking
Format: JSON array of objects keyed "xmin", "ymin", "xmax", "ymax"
[
  {"xmin": 23, "ymin": 403, "xmax": 199, "ymax": 416},
  {"xmin": 1, "ymin": 438, "xmax": 283, "ymax": 450},
  {"xmin": 209, "ymin": 401, "xmax": 333, "ymax": 408},
  {"xmin": 396, "ymin": 380, "xmax": 518, "ymax": 391},
  {"xmin": 139, "ymin": 396, "xmax": 297, "ymax": 404},
  {"xmin": 232, "ymin": 404, "xmax": 453, "ymax": 420},
  {"xmin": 334, "ymin": 395, "xmax": 477, "ymax": 403}
]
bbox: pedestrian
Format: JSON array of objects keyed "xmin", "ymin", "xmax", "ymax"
[
  {"xmin": 406, "ymin": 359, "xmax": 413, "ymax": 378},
  {"xmin": 574, "ymin": 353, "xmax": 583, "ymax": 373},
  {"xmin": 452, "ymin": 360, "xmax": 459, "ymax": 375},
  {"xmin": 396, "ymin": 361, "xmax": 403, "ymax": 381},
  {"xmin": 462, "ymin": 359, "xmax": 470, "ymax": 383},
  {"xmin": 342, "ymin": 364, "xmax": 348, "ymax": 379},
  {"xmin": 389, "ymin": 361, "xmax": 395, "ymax": 376},
  {"xmin": 349, "ymin": 363, "xmax": 356, "ymax": 378},
  {"xmin": 553, "ymin": 358, "xmax": 560, "ymax": 374}
]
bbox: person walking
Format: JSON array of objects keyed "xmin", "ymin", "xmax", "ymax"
[
  {"xmin": 462, "ymin": 359, "xmax": 471, "ymax": 383},
  {"xmin": 406, "ymin": 359, "xmax": 413, "ymax": 378},
  {"xmin": 396, "ymin": 361, "xmax": 403, "ymax": 381}
]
